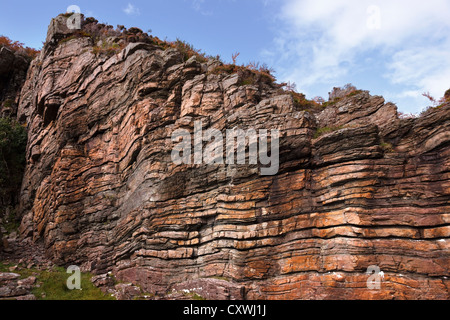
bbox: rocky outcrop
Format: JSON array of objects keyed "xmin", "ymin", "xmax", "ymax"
[
  {"xmin": 12, "ymin": 15, "xmax": 450, "ymax": 300},
  {"xmin": 0, "ymin": 40, "xmax": 32, "ymax": 223},
  {"xmin": 0, "ymin": 272, "xmax": 36, "ymax": 300},
  {"xmin": 0, "ymin": 46, "xmax": 30, "ymax": 117}
]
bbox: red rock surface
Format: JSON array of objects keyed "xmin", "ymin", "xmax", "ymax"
[{"xmin": 12, "ymin": 15, "xmax": 450, "ymax": 300}]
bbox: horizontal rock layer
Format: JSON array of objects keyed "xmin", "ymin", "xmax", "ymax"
[{"xmin": 14, "ymin": 16, "xmax": 450, "ymax": 299}]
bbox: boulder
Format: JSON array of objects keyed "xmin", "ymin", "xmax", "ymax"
[{"xmin": 45, "ymin": 15, "xmax": 77, "ymax": 44}]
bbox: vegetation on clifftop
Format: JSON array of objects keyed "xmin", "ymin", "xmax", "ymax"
[{"xmin": 0, "ymin": 35, "xmax": 39, "ymax": 60}]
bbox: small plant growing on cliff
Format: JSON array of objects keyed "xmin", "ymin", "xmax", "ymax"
[
  {"xmin": 422, "ymin": 90, "xmax": 449, "ymax": 108},
  {"xmin": 328, "ymin": 83, "xmax": 358, "ymax": 101},
  {"xmin": 58, "ymin": 30, "xmax": 93, "ymax": 45},
  {"xmin": 281, "ymin": 85, "xmax": 322, "ymax": 111},
  {"xmin": 231, "ymin": 52, "xmax": 240, "ymax": 65},
  {"xmin": 313, "ymin": 126, "xmax": 344, "ymax": 139},
  {"xmin": 422, "ymin": 91, "xmax": 438, "ymax": 106},
  {"xmin": 283, "ymin": 81, "xmax": 297, "ymax": 92},
  {"xmin": 172, "ymin": 38, "xmax": 208, "ymax": 62},
  {"xmin": 92, "ymin": 42, "xmax": 125, "ymax": 57},
  {"xmin": 290, "ymin": 91, "xmax": 312, "ymax": 109},
  {"xmin": 321, "ymin": 84, "xmax": 363, "ymax": 108},
  {"xmin": 380, "ymin": 141, "xmax": 394, "ymax": 153},
  {"xmin": 209, "ymin": 51, "xmax": 276, "ymax": 86},
  {"xmin": 420, "ymin": 89, "xmax": 450, "ymax": 116}
]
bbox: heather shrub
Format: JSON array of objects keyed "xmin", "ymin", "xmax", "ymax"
[
  {"xmin": 171, "ymin": 38, "xmax": 207, "ymax": 62},
  {"xmin": 209, "ymin": 53, "xmax": 276, "ymax": 87},
  {"xmin": 328, "ymin": 83, "xmax": 358, "ymax": 101},
  {"xmin": 289, "ymin": 91, "xmax": 321, "ymax": 110},
  {"xmin": 0, "ymin": 35, "xmax": 39, "ymax": 60},
  {"xmin": 322, "ymin": 84, "xmax": 363, "ymax": 107},
  {"xmin": 420, "ymin": 89, "xmax": 450, "ymax": 117}
]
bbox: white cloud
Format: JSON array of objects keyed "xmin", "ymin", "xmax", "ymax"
[
  {"xmin": 192, "ymin": 0, "xmax": 204, "ymax": 11},
  {"xmin": 270, "ymin": 0, "xmax": 450, "ymax": 112},
  {"xmin": 386, "ymin": 46, "xmax": 450, "ymax": 98},
  {"xmin": 189, "ymin": 0, "xmax": 213, "ymax": 16},
  {"xmin": 123, "ymin": 3, "xmax": 140, "ymax": 16}
]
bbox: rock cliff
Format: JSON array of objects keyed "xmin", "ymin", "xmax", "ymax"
[
  {"xmin": 0, "ymin": 42, "xmax": 34, "ymax": 118},
  {"xmin": 9, "ymin": 15, "xmax": 450, "ymax": 299}
]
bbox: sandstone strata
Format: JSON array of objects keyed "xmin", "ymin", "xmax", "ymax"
[{"xmin": 12, "ymin": 15, "xmax": 450, "ymax": 299}]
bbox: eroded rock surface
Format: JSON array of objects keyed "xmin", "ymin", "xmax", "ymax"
[{"xmin": 12, "ymin": 15, "xmax": 450, "ymax": 300}]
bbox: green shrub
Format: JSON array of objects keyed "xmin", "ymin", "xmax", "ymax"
[{"xmin": 0, "ymin": 117, "xmax": 27, "ymax": 203}]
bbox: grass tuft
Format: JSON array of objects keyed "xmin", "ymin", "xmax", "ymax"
[
  {"xmin": 313, "ymin": 126, "xmax": 344, "ymax": 139},
  {"xmin": 380, "ymin": 141, "xmax": 394, "ymax": 153},
  {"xmin": 0, "ymin": 262, "xmax": 115, "ymax": 300}
]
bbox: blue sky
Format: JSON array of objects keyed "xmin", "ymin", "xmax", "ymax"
[{"xmin": 1, "ymin": 0, "xmax": 449, "ymax": 114}]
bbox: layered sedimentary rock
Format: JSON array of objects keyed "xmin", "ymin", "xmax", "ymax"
[{"xmin": 15, "ymin": 16, "xmax": 449, "ymax": 299}]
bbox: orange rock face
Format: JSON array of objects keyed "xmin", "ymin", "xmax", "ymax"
[{"xmin": 14, "ymin": 16, "xmax": 450, "ymax": 300}]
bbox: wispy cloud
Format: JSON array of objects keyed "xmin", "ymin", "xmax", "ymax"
[
  {"xmin": 189, "ymin": 0, "xmax": 213, "ymax": 16},
  {"xmin": 269, "ymin": 0, "xmax": 450, "ymax": 112},
  {"xmin": 123, "ymin": 3, "xmax": 140, "ymax": 16}
]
